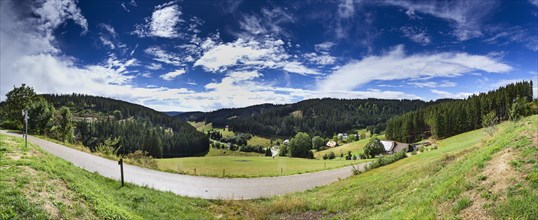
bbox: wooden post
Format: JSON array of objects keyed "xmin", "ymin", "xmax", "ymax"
[
  {"xmin": 194, "ymin": 168, "xmax": 197, "ymax": 175},
  {"xmin": 281, "ymin": 167, "xmax": 283, "ymax": 175},
  {"xmin": 118, "ymin": 158, "xmax": 124, "ymax": 187},
  {"xmin": 324, "ymin": 162, "xmax": 326, "ymax": 169},
  {"xmin": 223, "ymin": 169, "xmax": 225, "ymax": 176}
]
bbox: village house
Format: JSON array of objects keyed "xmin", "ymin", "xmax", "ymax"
[
  {"xmin": 326, "ymin": 140, "xmax": 337, "ymax": 148},
  {"xmin": 381, "ymin": 140, "xmax": 411, "ymax": 154}
]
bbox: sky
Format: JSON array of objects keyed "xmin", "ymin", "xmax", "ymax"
[{"xmin": 1, "ymin": 0, "xmax": 537, "ymax": 112}]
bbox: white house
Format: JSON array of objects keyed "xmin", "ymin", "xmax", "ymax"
[
  {"xmin": 381, "ymin": 140, "xmax": 394, "ymax": 152},
  {"xmin": 326, "ymin": 140, "xmax": 337, "ymax": 148},
  {"xmin": 283, "ymin": 139, "xmax": 290, "ymax": 145}
]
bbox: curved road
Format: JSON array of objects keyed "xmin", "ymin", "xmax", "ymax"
[{"xmin": 2, "ymin": 131, "xmax": 368, "ymax": 200}]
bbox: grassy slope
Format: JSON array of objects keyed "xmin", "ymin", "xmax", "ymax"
[
  {"xmin": 0, "ymin": 135, "xmax": 216, "ymax": 219},
  {"xmin": 2, "ymin": 115, "xmax": 536, "ymax": 219},
  {"xmin": 314, "ymin": 135, "xmax": 385, "ymax": 159},
  {"xmin": 157, "ymin": 156, "xmax": 367, "ymax": 178}
]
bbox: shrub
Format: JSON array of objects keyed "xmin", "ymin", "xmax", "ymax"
[
  {"xmin": 265, "ymin": 148, "xmax": 272, "ymax": 157},
  {"xmin": 328, "ymin": 151, "xmax": 336, "ymax": 159},
  {"xmin": 323, "ymin": 154, "xmax": 328, "ymax": 160},
  {"xmin": 364, "ymin": 151, "xmax": 407, "ymax": 172},
  {"xmin": 364, "ymin": 137, "xmax": 385, "ymax": 158}
]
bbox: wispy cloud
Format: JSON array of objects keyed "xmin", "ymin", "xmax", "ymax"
[
  {"xmin": 401, "ymin": 26, "xmax": 431, "ymax": 45},
  {"xmin": 408, "ymin": 80, "xmax": 456, "ymax": 88},
  {"xmin": 318, "ymin": 45, "xmax": 512, "ymax": 92},
  {"xmin": 144, "ymin": 46, "xmax": 184, "ymax": 66},
  {"xmin": 238, "ymin": 6, "xmax": 294, "ymax": 38},
  {"xmin": 160, "ymin": 69, "xmax": 185, "ymax": 81},
  {"xmin": 383, "ymin": 0, "xmax": 499, "ymax": 41}
]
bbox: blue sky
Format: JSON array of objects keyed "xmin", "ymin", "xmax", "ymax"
[{"xmin": 1, "ymin": 0, "xmax": 537, "ymax": 111}]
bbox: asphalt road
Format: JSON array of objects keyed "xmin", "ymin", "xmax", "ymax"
[{"xmin": 2, "ymin": 130, "xmax": 369, "ymax": 200}]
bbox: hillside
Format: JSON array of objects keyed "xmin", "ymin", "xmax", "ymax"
[
  {"xmin": 3, "ymin": 113, "xmax": 535, "ymax": 218},
  {"xmin": 40, "ymin": 94, "xmax": 209, "ymax": 157},
  {"xmin": 178, "ymin": 98, "xmax": 436, "ymax": 137}
]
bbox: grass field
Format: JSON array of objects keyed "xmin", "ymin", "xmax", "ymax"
[
  {"xmin": 204, "ymin": 147, "xmax": 263, "ymax": 157},
  {"xmin": 314, "ymin": 134, "xmax": 385, "ymax": 159},
  {"xmin": 156, "ymin": 156, "xmax": 366, "ymax": 177},
  {"xmin": 188, "ymin": 121, "xmax": 213, "ymax": 132},
  {"xmin": 2, "ymin": 115, "xmax": 536, "ymax": 219}
]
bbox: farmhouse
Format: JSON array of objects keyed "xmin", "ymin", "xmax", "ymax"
[
  {"xmin": 326, "ymin": 140, "xmax": 337, "ymax": 148},
  {"xmin": 381, "ymin": 140, "xmax": 410, "ymax": 154},
  {"xmin": 283, "ymin": 139, "xmax": 290, "ymax": 145}
]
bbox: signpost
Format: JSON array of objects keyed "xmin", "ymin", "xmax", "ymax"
[
  {"xmin": 118, "ymin": 158, "xmax": 125, "ymax": 187},
  {"xmin": 22, "ymin": 110, "xmax": 28, "ymax": 148}
]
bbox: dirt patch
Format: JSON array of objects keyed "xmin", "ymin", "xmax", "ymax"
[
  {"xmin": 458, "ymin": 148, "xmax": 521, "ymax": 220},
  {"xmin": 6, "ymin": 153, "xmax": 22, "ymax": 160},
  {"xmin": 19, "ymin": 166, "xmax": 95, "ymax": 219}
]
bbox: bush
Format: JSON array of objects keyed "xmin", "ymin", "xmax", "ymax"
[
  {"xmin": 323, "ymin": 154, "xmax": 328, "ymax": 160},
  {"xmin": 328, "ymin": 151, "xmax": 336, "ymax": 159},
  {"xmin": 265, "ymin": 148, "xmax": 272, "ymax": 157},
  {"xmin": 364, "ymin": 151, "xmax": 407, "ymax": 171},
  {"xmin": 289, "ymin": 132, "xmax": 312, "ymax": 158},
  {"xmin": 352, "ymin": 155, "xmax": 357, "ymax": 160},
  {"xmin": 358, "ymin": 153, "xmax": 367, "ymax": 159},
  {"xmin": 364, "ymin": 137, "xmax": 385, "ymax": 158}
]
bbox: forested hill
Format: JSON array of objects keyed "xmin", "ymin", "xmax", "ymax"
[
  {"xmin": 41, "ymin": 94, "xmax": 209, "ymax": 158},
  {"xmin": 177, "ymin": 98, "xmax": 437, "ymax": 137},
  {"xmin": 385, "ymin": 81, "xmax": 535, "ymax": 143},
  {"xmin": 177, "ymin": 103, "xmax": 281, "ymax": 125}
]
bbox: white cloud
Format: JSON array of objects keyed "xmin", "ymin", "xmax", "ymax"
[
  {"xmin": 408, "ymin": 80, "xmax": 456, "ymax": 88},
  {"xmin": 133, "ymin": 2, "xmax": 182, "ymax": 38},
  {"xmin": 33, "ymin": 0, "xmax": 88, "ymax": 33},
  {"xmin": 146, "ymin": 63, "xmax": 162, "ymax": 70},
  {"xmin": 401, "ymin": 26, "xmax": 431, "ymax": 45},
  {"xmin": 304, "ymin": 53, "xmax": 337, "ymax": 65},
  {"xmin": 338, "ymin": 0, "xmax": 356, "ymax": 18},
  {"xmin": 238, "ymin": 7, "xmax": 294, "ymax": 37},
  {"xmin": 318, "ymin": 45, "xmax": 512, "ymax": 92},
  {"xmin": 160, "ymin": 69, "xmax": 186, "ymax": 81},
  {"xmin": 194, "ymin": 38, "xmax": 318, "ymax": 75},
  {"xmin": 530, "ymin": 0, "xmax": 538, "ymax": 7},
  {"xmin": 144, "ymin": 46, "xmax": 183, "ymax": 66},
  {"xmin": 99, "ymin": 36, "xmax": 115, "ymax": 49},
  {"xmin": 383, "ymin": 0, "xmax": 499, "ymax": 41},
  {"xmin": 431, "ymin": 89, "xmax": 474, "ymax": 99},
  {"xmin": 283, "ymin": 62, "xmax": 319, "ymax": 75},
  {"xmin": 315, "ymin": 42, "xmax": 335, "ymax": 52}
]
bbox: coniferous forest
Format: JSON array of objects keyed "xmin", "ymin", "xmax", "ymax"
[
  {"xmin": 385, "ymin": 81, "xmax": 534, "ymax": 143},
  {"xmin": 43, "ymin": 94, "xmax": 209, "ymax": 158},
  {"xmin": 178, "ymin": 98, "xmax": 436, "ymax": 137}
]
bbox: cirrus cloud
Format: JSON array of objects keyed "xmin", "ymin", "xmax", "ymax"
[{"xmin": 318, "ymin": 45, "xmax": 512, "ymax": 92}]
